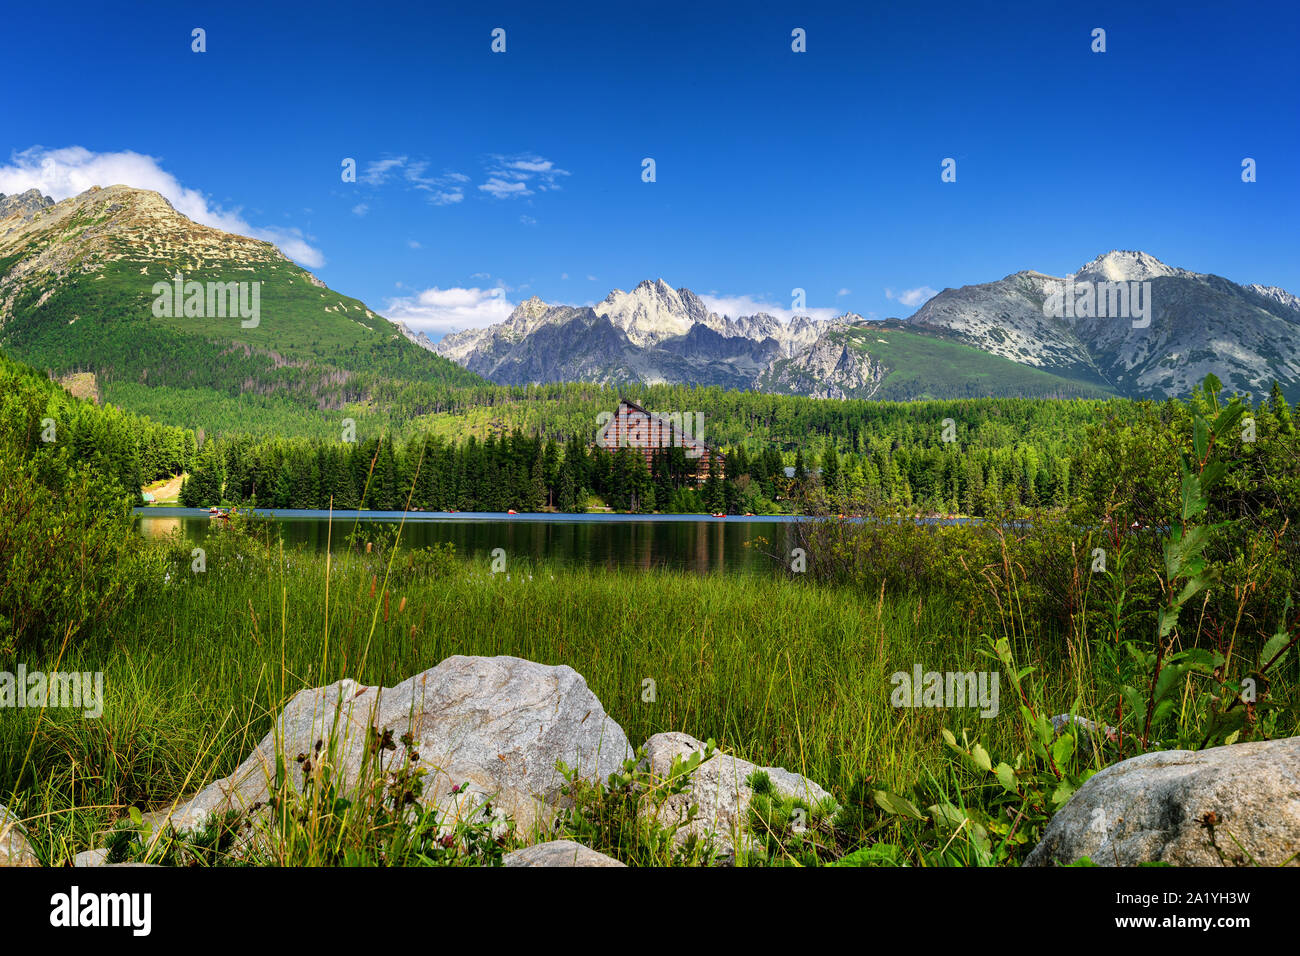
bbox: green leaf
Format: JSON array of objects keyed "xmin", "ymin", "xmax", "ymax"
[
  {"xmin": 995, "ymin": 762, "xmax": 1018, "ymax": 793},
  {"xmin": 970, "ymin": 742, "xmax": 992, "ymax": 773},
  {"xmin": 873, "ymin": 789, "xmax": 926, "ymax": 821},
  {"xmin": 1121, "ymin": 686, "xmax": 1145, "ymax": 721},
  {"xmin": 1157, "ymin": 606, "xmax": 1179, "ymax": 639},
  {"xmin": 928, "ymin": 802, "xmax": 968, "ymax": 830},
  {"xmin": 1261, "ymin": 630, "xmax": 1292, "ymax": 668},
  {"xmin": 1051, "ymin": 732, "xmax": 1076, "ymax": 767},
  {"xmin": 833, "ymin": 844, "xmax": 903, "ymax": 867},
  {"xmin": 1178, "ymin": 648, "xmax": 1223, "ymax": 673},
  {"xmin": 1212, "ymin": 403, "xmax": 1244, "ymax": 438},
  {"xmin": 1154, "ymin": 664, "xmax": 1186, "ymax": 704},
  {"xmin": 1199, "ymin": 460, "xmax": 1227, "ymax": 495},
  {"xmin": 128, "ymin": 806, "xmax": 143, "ymax": 826},
  {"xmin": 1032, "ymin": 712, "xmax": 1054, "ymax": 747},
  {"xmin": 1050, "ymin": 783, "xmax": 1075, "ymax": 807}
]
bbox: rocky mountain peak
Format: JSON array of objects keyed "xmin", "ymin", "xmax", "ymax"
[
  {"xmin": 510, "ymin": 295, "xmax": 551, "ymax": 322},
  {"xmin": 0, "ymin": 188, "xmax": 55, "ymax": 222},
  {"xmin": 595, "ymin": 279, "xmax": 704, "ymax": 346},
  {"xmin": 1073, "ymin": 250, "xmax": 1187, "ymax": 283}
]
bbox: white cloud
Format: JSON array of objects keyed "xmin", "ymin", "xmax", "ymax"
[
  {"xmin": 478, "ymin": 153, "xmax": 570, "ymax": 199},
  {"xmin": 407, "ymin": 240, "xmax": 421, "ymax": 249},
  {"xmin": 361, "ymin": 157, "xmax": 407, "ymax": 185},
  {"xmin": 363, "ymin": 156, "xmax": 467, "ymax": 204},
  {"xmin": 837, "ymin": 288, "xmax": 851, "ymax": 297},
  {"xmin": 479, "ymin": 177, "xmax": 529, "ymax": 199},
  {"xmin": 886, "ymin": 286, "xmax": 939, "ymax": 308},
  {"xmin": 0, "ymin": 145, "xmax": 326, "ymax": 267},
  {"xmin": 699, "ymin": 292, "xmax": 840, "ymax": 323},
  {"xmin": 361, "ymin": 152, "xmax": 567, "ymax": 204},
  {"xmin": 381, "ymin": 285, "xmax": 515, "ymax": 336},
  {"xmin": 519, "ymin": 214, "xmax": 537, "ymax": 226},
  {"xmin": 351, "ymin": 203, "xmax": 369, "ymax": 217}
]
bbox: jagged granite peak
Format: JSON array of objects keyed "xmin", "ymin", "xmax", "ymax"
[
  {"xmin": 1247, "ymin": 284, "xmax": 1300, "ymax": 316},
  {"xmin": 594, "ymin": 278, "xmax": 714, "ymax": 346},
  {"xmin": 756, "ymin": 324, "xmax": 889, "ymax": 400},
  {"xmin": 0, "ymin": 188, "xmax": 55, "ymax": 222},
  {"xmin": 394, "ymin": 319, "xmax": 437, "ymax": 352}
]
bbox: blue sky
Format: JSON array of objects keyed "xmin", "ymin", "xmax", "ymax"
[{"xmin": 4, "ymin": 0, "xmax": 1297, "ymax": 338}]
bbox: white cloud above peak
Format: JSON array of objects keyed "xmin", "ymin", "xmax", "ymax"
[
  {"xmin": 700, "ymin": 292, "xmax": 840, "ymax": 323},
  {"xmin": 885, "ymin": 285, "xmax": 939, "ymax": 308},
  {"xmin": 382, "ymin": 285, "xmax": 515, "ymax": 336},
  {"xmin": 0, "ymin": 145, "xmax": 325, "ymax": 267}
]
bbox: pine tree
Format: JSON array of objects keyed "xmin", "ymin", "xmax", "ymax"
[
  {"xmin": 821, "ymin": 443, "xmax": 840, "ymax": 496},
  {"xmin": 557, "ymin": 460, "xmax": 578, "ymax": 512},
  {"xmin": 1270, "ymin": 381, "xmax": 1295, "ymax": 434}
]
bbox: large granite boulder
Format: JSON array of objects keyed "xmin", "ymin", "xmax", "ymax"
[
  {"xmin": 1026, "ymin": 735, "xmax": 1300, "ymax": 866},
  {"xmin": 145, "ymin": 656, "xmax": 632, "ymax": 838},
  {"xmin": 638, "ymin": 732, "xmax": 836, "ymax": 859}
]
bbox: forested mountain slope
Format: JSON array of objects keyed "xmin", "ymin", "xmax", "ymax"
[{"xmin": 0, "ymin": 185, "xmax": 483, "ymax": 437}]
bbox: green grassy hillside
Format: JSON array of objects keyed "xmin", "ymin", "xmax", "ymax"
[
  {"xmin": 759, "ymin": 322, "xmax": 1116, "ymax": 401},
  {"xmin": 0, "ymin": 187, "xmax": 483, "ymax": 439}
]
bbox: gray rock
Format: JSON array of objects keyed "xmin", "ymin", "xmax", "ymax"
[
  {"xmin": 1026, "ymin": 735, "xmax": 1300, "ymax": 866},
  {"xmin": 74, "ymin": 848, "xmax": 110, "ymax": 867},
  {"xmin": 638, "ymin": 732, "xmax": 836, "ymax": 859},
  {"xmin": 146, "ymin": 656, "xmax": 632, "ymax": 838},
  {"xmin": 1050, "ymin": 713, "xmax": 1119, "ymax": 762},
  {"xmin": 0, "ymin": 805, "xmax": 39, "ymax": 866},
  {"xmin": 0, "ymin": 188, "xmax": 54, "ymax": 222},
  {"xmin": 502, "ymin": 839, "xmax": 625, "ymax": 867}
]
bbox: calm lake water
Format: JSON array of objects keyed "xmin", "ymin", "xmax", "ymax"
[{"xmin": 132, "ymin": 508, "xmax": 805, "ymax": 574}]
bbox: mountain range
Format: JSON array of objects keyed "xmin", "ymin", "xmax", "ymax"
[
  {"xmin": 3, "ymin": 185, "xmax": 1297, "ymax": 413},
  {"xmin": 431, "ymin": 252, "xmax": 1300, "ymax": 401}
]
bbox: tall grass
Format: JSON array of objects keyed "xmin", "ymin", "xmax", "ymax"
[
  {"xmin": 2, "ymin": 527, "xmax": 1095, "ymax": 864},
  {"xmin": 5, "ymin": 487, "xmax": 1295, "ymax": 865}
]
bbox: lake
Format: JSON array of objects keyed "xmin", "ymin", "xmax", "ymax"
[{"xmin": 132, "ymin": 508, "xmax": 807, "ymax": 574}]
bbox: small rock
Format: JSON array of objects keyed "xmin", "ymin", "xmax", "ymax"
[
  {"xmin": 1049, "ymin": 713, "xmax": 1119, "ymax": 761},
  {"xmin": 638, "ymin": 732, "xmax": 836, "ymax": 859},
  {"xmin": 1026, "ymin": 735, "xmax": 1300, "ymax": 866},
  {"xmin": 0, "ymin": 805, "xmax": 39, "ymax": 867},
  {"xmin": 503, "ymin": 840, "xmax": 625, "ymax": 867},
  {"xmin": 74, "ymin": 848, "xmax": 110, "ymax": 867}
]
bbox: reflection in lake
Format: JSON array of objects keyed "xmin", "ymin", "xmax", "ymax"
[{"xmin": 133, "ymin": 509, "xmax": 802, "ymax": 575}]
